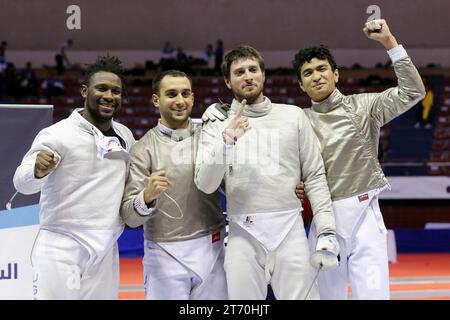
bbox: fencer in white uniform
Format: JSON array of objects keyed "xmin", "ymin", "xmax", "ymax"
[
  {"xmin": 195, "ymin": 46, "xmax": 339, "ymax": 300},
  {"xmin": 292, "ymin": 20, "xmax": 426, "ymax": 299},
  {"xmin": 13, "ymin": 56, "xmax": 135, "ymax": 299},
  {"xmin": 121, "ymin": 70, "xmax": 228, "ymax": 300}
]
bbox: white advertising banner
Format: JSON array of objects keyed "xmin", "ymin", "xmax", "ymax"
[
  {"xmin": 381, "ymin": 176, "xmax": 450, "ymax": 199},
  {"xmin": 0, "ymin": 105, "xmax": 52, "ymax": 299},
  {"xmin": 0, "ymin": 205, "xmax": 39, "ymax": 299}
]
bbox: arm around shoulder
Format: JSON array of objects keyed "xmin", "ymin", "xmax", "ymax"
[{"xmin": 297, "ymin": 111, "xmax": 336, "ymax": 236}]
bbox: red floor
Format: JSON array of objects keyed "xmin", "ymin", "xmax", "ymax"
[{"xmin": 119, "ymin": 253, "xmax": 450, "ymax": 300}]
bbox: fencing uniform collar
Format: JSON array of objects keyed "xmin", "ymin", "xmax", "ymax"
[
  {"xmin": 69, "ymin": 108, "xmax": 98, "ymax": 133},
  {"xmin": 311, "ymin": 89, "xmax": 344, "ymax": 113},
  {"xmin": 230, "ymin": 97, "xmax": 272, "ymax": 118},
  {"xmin": 157, "ymin": 119, "xmax": 193, "ymax": 141},
  {"xmin": 69, "ymin": 108, "xmax": 128, "ymax": 160}
]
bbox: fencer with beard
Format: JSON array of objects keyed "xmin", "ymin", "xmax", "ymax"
[
  {"xmin": 120, "ymin": 70, "xmax": 227, "ymax": 300},
  {"xmin": 195, "ymin": 46, "xmax": 338, "ymax": 300},
  {"xmin": 293, "ymin": 19, "xmax": 425, "ymax": 299},
  {"xmin": 13, "ymin": 56, "xmax": 135, "ymax": 299}
]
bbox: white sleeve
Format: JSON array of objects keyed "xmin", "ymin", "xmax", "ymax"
[
  {"xmin": 298, "ymin": 111, "xmax": 336, "ymax": 236},
  {"xmin": 194, "ymin": 121, "xmax": 231, "ymax": 194},
  {"xmin": 387, "ymin": 45, "xmax": 408, "ymax": 64}
]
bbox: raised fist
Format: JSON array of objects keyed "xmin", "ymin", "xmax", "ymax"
[{"xmin": 363, "ymin": 19, "xmax": 398, "ymax": 50}]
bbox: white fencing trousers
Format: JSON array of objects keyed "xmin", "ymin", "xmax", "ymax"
[
  {"xmin": 309, "ymin": 197, "xmax": 390, "ymax": 300},
  {"xmin": 31, "ymin": 229, "xmax": 120, "ymax": 300},
  {"xmin": 224, "ymin": 215, "xmax": 319, "ymax": 300},
  {"xmin": 143, "ymin": 232, "xmax": 228, "ymax": 300}
]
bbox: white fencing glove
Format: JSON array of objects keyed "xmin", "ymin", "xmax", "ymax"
[
  {"xmin": 201, "ymin": 103, "xmax": 229, "ymax": 123},
  {"xmin": 310, "ymin": 233, "xmax": 340, "ymax": 270}
]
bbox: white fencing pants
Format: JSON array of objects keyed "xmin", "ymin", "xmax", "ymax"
[
  {"xmin": 143, "ymin": 235, "xmax": 228, "ymax": 300},
  {"xmin": 309, "ymin": 199, "xmax": 390, "ymax": 300},
  {"xmin": 31, "ymin": 229, "xmax": 120, "ymax": 300},
  {"xmin": 224, "ymin": 216, "xmax": 319, "ymax": 300}
]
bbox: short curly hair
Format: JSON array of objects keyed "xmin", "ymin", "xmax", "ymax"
[
  {"xmin": 83, "ymin": 55, "xmax": 124, "ymax": 86},
  {"xmin": 292, "ymin": 45, "xmax": 337, "ymax": 82}
]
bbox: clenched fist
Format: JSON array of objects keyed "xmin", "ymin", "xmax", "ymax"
[
  {"xmin": 143, "ymin": 170, "xmax": 170, "ymax": 205},
  {"xmin": 34, "ymin": 150, "xmax": 59, "ymax": 178},
  {"xmin": 363, "ymin": 19, "xmax": 398, "ymax": 50}
]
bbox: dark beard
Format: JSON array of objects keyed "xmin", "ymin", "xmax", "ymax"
[
  {"xmin": 87, "ymin": 103, "xmax": 115, "ymax": 123},
  {"xmin": 238, "ymin": 86, "xmax": 264, "ymax": 104}
]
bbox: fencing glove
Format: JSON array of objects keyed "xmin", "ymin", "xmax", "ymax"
[
  {"xmin": 201, "ymin": 103, "xmax": 229, "ymax": 123},
  {"xmin": 310, "ymin": 232, "xmax": 340, "ymax": 270}
]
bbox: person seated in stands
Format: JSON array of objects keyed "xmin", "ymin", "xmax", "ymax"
[
  {"xmin": 214, "ymin": 39, "xmax": 224, "ymax": 73},
  {"xmin": 160, "ymin": 41, "xmax": 176, "ymax": 71},
  {"xmin": 176, "ymin": 47, "xmax": 191, "ymax": 73},
  {"xmin": 41, "ymin": 74, "xmax": 65, "ymax": 98},
  {"xmin": 4, "ymin": 62, "xmax": 18, "ymax": 101},
  {"xmin": 19, "ymin": 61, "xmax": 38, "ymax": 97},
  {"xmin": 203, "ymin": 44, "xmax": 214, "ymax": 67},
  {"xmin": 0, "ymin": 40, "xmax": 8, "ymax": 61}
]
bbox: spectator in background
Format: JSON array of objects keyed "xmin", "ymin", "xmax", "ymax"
[
  {"xmin": 160, "ymin": 42, "xmax": 176, "ymax": 71},
  {"xmin": 0, "ymin": 42, "xmax": 7, "ymax": 101},
  {"xmin": 203, "ymin": 43, "xmax": 214, "ymax": 68},
  {"xmin": 161, "ymin": 41, "xmax": 176, "ymax": 60},
  {"xmin": 19, "ymin": 61, "xmax": 38, "ymax": 97},
  {"xmin": 5, "ymin": 62, "xmax": 18, "ymax": 101},
  {"xmin": 0, "ymin": 41, "xmax": 7, "ymax": 59},
  {"xmin": 0, "ymin": 41, "xmax": 7, "ymax": 73},
  {"xmin": 415, "ymin": 79, "xmax": 434, "ymax": 129},
  {"xmin": 0, "ymin": 68, "xmax": 6, "ymax": 102},
  {"xmin": 55, "ymin": 39, "xmax": 73, "ymax": 75},
  {"xmin": 0, "ymin": 58, "xmax": 6, "ymax": 74},
  {"xmin": 214, "ymin": 39, "xmax": 224, "ymax": 73},
  {"xmin": 41, "ymin": 73, "xmax": 65, "ymax": 98},
  {"xmin": 176, "ymin": 47, "xmax": 190, "ymax": 73}
]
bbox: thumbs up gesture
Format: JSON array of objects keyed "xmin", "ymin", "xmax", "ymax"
[{"xmin": 222, "ymin": 99, "xmax": 251, "ymax": 145}]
